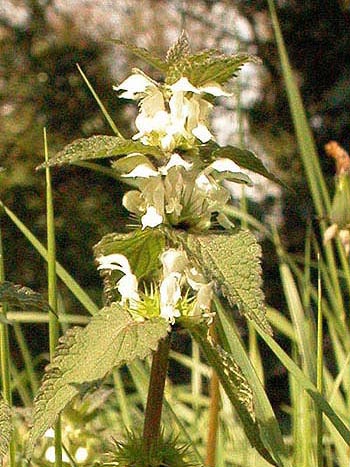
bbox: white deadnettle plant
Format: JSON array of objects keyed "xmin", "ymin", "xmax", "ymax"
[{"xmin": 26, "ymin": 35, "xmax": 278, "ymax": 467}]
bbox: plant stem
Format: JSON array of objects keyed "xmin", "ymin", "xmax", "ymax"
[
  {"xmin": 205, "ymin": 324, "xmax": 220, "ymax": 467},
  {"xmin": 205, "ymin": 370, "xmax": 220, "ymax": 467},
  {"xmin": 0, "ymin": 225, "xmax": 16, "ymax": 467},
  {"xmin": 143, "ymin": 335, "xmax": 171, "ymax": 453},
  {"xmin": 44, "ymin": 129, "xmax": 62, "ymax": 467}
]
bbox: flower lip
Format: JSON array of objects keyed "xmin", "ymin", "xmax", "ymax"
[
  {"xmin": 210, "ymin": 158, "xmax": 242, "ymax": 173},
  {"xmin": 159, "ymin": 153, "xmax": 193, "ymax": 175},
  {"xmin": 97, "ymin": 253, "xmax": 132, "ymax": 274},
  {"xmin": 170, "ymin": 77, "xmax": 201, "ymax": 94},
  {"xmin": 113, "ymin": 73, "xmax": 156, "ymax": 99},
  {"xmin": 199, "ymin": 82, "xmax": 232, "ymax": 97},
  {"xmin": 192, "ymin": 123, "xmax": 212, "ymax": 143},
  {"xmin": 141, "ymin": 206, "xmax": 163, "ymax": 229},
  {"xmin": 122, "ymin": 163, "xmax": 159, "ymax": 178}
]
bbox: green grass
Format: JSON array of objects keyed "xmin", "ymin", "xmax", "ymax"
[{"xmin": 1, "ymin": 3, "xmax": 350, "ymax": 465}]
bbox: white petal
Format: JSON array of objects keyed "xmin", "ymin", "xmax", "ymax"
[
  {"xmin": 114, "ymin": 73, "xmax": 155, "ymax": 99},
  {"xmin": 45, "ymin": 446, "xmax": 56, "ymax": 463},
  {"xmin": 210, "ymin": 158, "xmax": 241, "ymax": 173},
  {"xmin": 199, "ymin": 82, "xmax": 232, "ymax": 97},
  {"xmin": 160, "ymin": 249, "xmax": 188, "ymax": 276},
  {"xmin": 195, "ymin": 174, "xmax": 213, "ymax": 192},
  {"xmin": 196, "ymin": 282, "xmax": 213, "ymax": 311},
  {"xmin": 118, "ymin": 273, "xmax": 140, "ymax": 307},
  {"xmin": 122, "ymin": 164, "xmax": 159, "ymax": 178},
  {"xmin": 160, "ymin": 273, "xmax": 182, "ymax": 323},
  {"xmin": 170, "ymin": 77, "xmax": 200, "ymax": 93},
  {"xmin": 162, "ymin": 153, "xmax": 193, "ymax": 173},
  {"xmin": 75, "ymin": 447, "xmax": 89, "ymax": 463},
  {"xmin": 141, "ymin": 206, "xmax": 163, "ymax": 229},
  {"xmin": 97, "ymin": 254, "xmax": 132, "ymax": 274},
  {"xmin": 192, "ymin": 123, "xmax": 213, "ymax": 142},
  {"xmin": 44, "ymin": 428, "xmax": 55, "ymax": 438}
]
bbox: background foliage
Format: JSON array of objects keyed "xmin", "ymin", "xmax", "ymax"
[{"xmin": 1, "ymin": 0, "xmax": 349, "ymax": 431}]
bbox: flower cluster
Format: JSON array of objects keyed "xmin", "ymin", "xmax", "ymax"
[
  {"xmin": 114, "ymin": 74, "xmax": 230, "ymax": 152},
  {"xmin": 97, "ymin": 249, "xmax": 213, "ymax": 325}
]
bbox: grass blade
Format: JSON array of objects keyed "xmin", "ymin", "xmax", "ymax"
[{"xmin": 0, "ymin": 201, "xmax": 98, "ymax": 316}]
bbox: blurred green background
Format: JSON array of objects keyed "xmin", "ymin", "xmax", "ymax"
[{"xmin": 1, "ymin": 0, "xmax": 349, "ymax": 359}]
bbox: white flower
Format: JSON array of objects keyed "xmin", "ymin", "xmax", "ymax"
[
  {"xmin": 192, "ymin": 123, "xmax": 212, "ymax": 143},
  {"xmin": 170, "ymin": 77, "xmax": 200, "ymax": 94},
  {"xmin": 97, "ymin": 254, "xmax": 140, "ymax": 308},
  {"xmin": 122, "ymin": 163, "xmax": 159, "ymax": 178},
  {"xmin": 97, "ymin": 253, "xmax": 131, "ymax": 272},
  {"xmin": 210, "ymin": 158, "xmax": 241, "ymax": 173},
  {"xmin": 160, "ymin": 249, "xmax": 188, "ymax": 276},
  {"xmin": 115, "ymin": 71, "xmax": 226, "ymax": 151},
  {"xmin": 45, "ymin": 446, "xmax": 70, "ymax": 464},
  {"xmin": 159, "ymin": 153, "xmax": 193, "ymax": 175},
  {"xmin": 195, "ymin": 174, "xmax": 214, "ymax": 193},
  {"xmin": 75, "ymin": 447, "xmax": 89, "ymax": 463},
  {"xmin": 159, "ymin": 272, "xmax": 182, "ymax": 324},
  {"xmin": 44, "ymin": 428, "xmax": 55, "ymax": 438},
  {"xmin": 141, "ymin": 206, "xmax": 163, "ymax": 229},
  {"xmin": 199, "ymin": 82, "xmax": 232, "ymax": 97},
  {"xmin": 113, "ymin": 73, "xmax": 156, "ymax": 99},
  {"xmin": 194, "ymin": 282, "xmax": 213, "ymax": 314}
]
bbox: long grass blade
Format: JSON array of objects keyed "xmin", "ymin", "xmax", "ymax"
[
  {"xmin": 44, "ymin": 129, "xmax": 63, "ymax": 467},
  {"xmin": 254, "ymin": 323, "xmax": 350, "ymax": 445},
  {"xmin": 76, "ymin": 64, "xmax": 124, "ymax": 138},
  {"xmin": 0, "ymin": 201, "xmax": 98, "ymax": 316},
  {"xmin": 0, "ymin": 226, "xmax": 16, "ymax": 466}
]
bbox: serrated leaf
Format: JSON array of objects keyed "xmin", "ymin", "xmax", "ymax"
[
  {"xmin": 0, "ymin": 281, "xmax": 50, "ymax": 312},
  {"xmin": 37, "ymin": 136, "xmax": 163, "ymax": 169},
  {"xmin": 26, "ymin": 304, "xmax": 169, "ymax": 457},
  {"xmin": 190, "ymin": 53, "xmax": 260, "ymax": 86},
  {"xmin": 186, "ymin": 230, "xmax": 272, "ymax": 334},
  {"xmin": 166, "ymin": 31, "xmax": 190, "ymax": 64},
  {"xmin": 0, "ymin": 395, "xmax": 12, "ymax": 463},
  {"xmin": 207, "ymin": 144, "xmax": 283, "ymax": 186},
  {"xmin": 111, "ymin": 39, "xmax": 168, "ymax": 71},
  {"xmin": 190, "ymin": 325, "xmax": 277, "ymax": 466},
  {"xmin": 94, "ymin": 229, "xmax": 165, "ymax": 278}
]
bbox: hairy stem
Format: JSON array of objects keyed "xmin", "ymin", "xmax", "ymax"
[
  {"xmin": 143, "ymin": 335, "xmax": 171, "ymax": 452},
  {"xmin": 205, "ymin": 370, "xmax": 220, "ymax": 466},
  {"xmin": 205, "ymin": 324, "xmax": 220, "ymax": 466}
]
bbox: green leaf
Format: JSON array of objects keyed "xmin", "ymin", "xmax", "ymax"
[
  {"xmin": 0, "ymin": 395, "xmax": 12, "ymax": 463},
  {"xmin": 166, "ymin": 32, "xmax": 190, "ymax": 64},
  {"xmin": 94, "ymin": 228, "xmax": 165, "ymax": 278},
  {"xmin": 186, "ymin": 230, "xmax": 272, "ymax": 334},
  {"xmin": 189, "ymin": 53, "xmax": 260, "ymax": 87},
  {"xmin": 26, "ymin": 304, "xmax": 169, "ymax": 457},
  {"xmin": 111, "ymin": 39, "xmax": 168, "ymax": 72},
  {"xmin": 215, "ymin": 299, "xmax": 289, "ymax": 466},
  {"xmin": 207, "ymin": 144, "xmax": 283, "ymax": 186},
  {"xmin": 37, "ymin": 136, "xmax": 163, "ymax": 169},
  {"xmin": 190, "ymin": 325, "xmax": 277, "ymax": 466},
  {"xmin": 94, "ymin": 229, "xmax": 166, "ymax": 304},
  {"xmin": 0, "ymin": 281, "xmax": 50, "ymax": 313}
]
